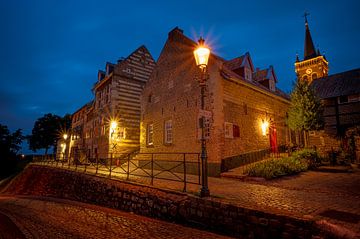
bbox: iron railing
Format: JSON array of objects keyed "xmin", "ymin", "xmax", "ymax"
[{"xmin": 33, "ymin": 152, "xmax": 201, "ymax": 192}]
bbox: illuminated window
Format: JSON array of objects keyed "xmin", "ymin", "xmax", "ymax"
[
  {"xmin": 147, "ymin": 124, "xmax": 153, "ymax": 145},
  {"xmin": 164, "ymin": 120, "xmax": 173, "ymax": 144}
]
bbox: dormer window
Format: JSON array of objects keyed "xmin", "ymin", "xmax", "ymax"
[{"xmin": 245, "ymin": 67, "xmax": 252, "ymax": 81}]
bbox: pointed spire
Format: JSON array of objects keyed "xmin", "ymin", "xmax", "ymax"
[
  {"xmin": 296, "ymin": 53, "xmax": 300, "ymax": 62},
  {"xmin": 303, "ymin": 12, "xmax": 317, "ymax": 60}
]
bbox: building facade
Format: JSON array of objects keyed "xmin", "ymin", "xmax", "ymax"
[
  {"xmin": 140, "ymin": 28, "xmax": 290, "ymax": 175},
  {"xmin": 66, "ymin": 46, "xmax": 155, "ymax": 160}
]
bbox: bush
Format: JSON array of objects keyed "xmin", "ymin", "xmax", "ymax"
[
  {"xmin": 291, "ymin": 148, "xmax": 322, "ymax": 169},
  {"xmin": 244, "ymin": 157, "xmax": 308, "ymax": 179}
]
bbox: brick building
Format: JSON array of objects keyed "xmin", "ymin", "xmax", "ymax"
[
  {"xmin": 140, "ymin": 28, "xmax": 290, "ymax": 175},
  {"xmin": 65, "ymin": 46, "xmax": 155, "ymax": 160}
]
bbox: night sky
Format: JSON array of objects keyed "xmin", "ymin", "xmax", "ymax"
[{"xmin": 1, "ymin": 0, "xmax": 359, "ymax": 153}]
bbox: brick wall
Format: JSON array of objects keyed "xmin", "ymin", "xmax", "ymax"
[
  {"xmin": 4, "ymin": 165, "xmax": 321, "ymax": 238},
  {"xmin": 222, "ymin": 79, "xmax": 289, "ymax": 159}
]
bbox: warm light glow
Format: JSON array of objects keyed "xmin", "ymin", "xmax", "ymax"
[
  {"xmin": 194, "ymin": 38, "xmax": 210, "ymax": 69},
  {"xmin": 63, "ymin": 134, "xmax": 68, "ymax": 140},
  {"xmin": 261, "ymin": 120, "xmax": 269, "ymax": 136},
  {"xmin": 110, "ymin": 121, "xmax": 118, "ymax": 132}
]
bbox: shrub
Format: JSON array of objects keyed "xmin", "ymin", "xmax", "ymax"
[
  {"xmin": 291, "ymin": 148, "xmax": 322, "ymax": 169},
  {"xmin": 244, "ymin": 156, "xmax": 308, "ymax": 179}
]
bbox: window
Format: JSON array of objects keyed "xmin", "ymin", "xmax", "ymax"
[
  {"xmin": 338, "ymin": 96, "xmax": 348, "ymax": 104},
  {"xmin": 147, "ymin": 124, "xmax": 154, "ymax": 146},
  {"xmin": 118, "ymin": 127, "xmax": 126, "ymax": 139},
  {"xmin": 245, "ymin": 67, "xmax": 252, "ymax": 81},
  {"xmin": 269, "ymin": 79, "xmax": 275, "ymax": 92},
  {"xmin": 164, "ymin": 120, "xmax": 173, "ymax": 144},
  {"xmin": 225, "ymin": 122, "xmax": 233, "ymax": 139},
  {"xmin": 233, "ymin": 124, "xmax": 240, "ymax": 137}
]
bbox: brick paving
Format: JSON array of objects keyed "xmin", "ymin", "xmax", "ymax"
[{"xmin": 0, "ymin": 195, "xmax": 231, "ymax": 239}]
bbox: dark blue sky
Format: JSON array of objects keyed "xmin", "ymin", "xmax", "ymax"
[{"xmin": 1, "ymin": 0, "xmax": 359, "ymax": 151}]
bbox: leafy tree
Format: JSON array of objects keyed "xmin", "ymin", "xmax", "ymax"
[
  {"xmin": 0, "ymin": 124, "xmax": 24, "ymax": 179},
  {"xmin": 0, "ymin": 124, "xmax": 24, "ymax": 159},
  {"xmin": 287, "ymin": 79, "xmax": 324, "ymax": 146},
  {"xmin": 28, "ymin": 113, "xmax": 62, "ymax": 154}
]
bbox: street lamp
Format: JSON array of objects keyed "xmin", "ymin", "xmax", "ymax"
[
  {"xmin": 62, "ymin": 133, "xmax": 68, "ymax": 161},
  {"xmin": 194, "ymin": 37, "xmax": 210, "ymax": 197}
]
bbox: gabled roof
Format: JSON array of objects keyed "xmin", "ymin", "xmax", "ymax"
[
  {"xmin": 224, "ymin": 52, "xmax": 254, "ymax": 72},
  {"xmin": 253, "ymin": 65, "xmax": 278, "ymax": 83},
  {"xmin": 310, "ymin": 68, "xmax": 360, "ymax": 99}
]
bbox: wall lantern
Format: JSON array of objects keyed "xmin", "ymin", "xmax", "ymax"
[
  {"xmin": 63, "ymin": 134, "xmax": 68, "ymax": 140},
  {"xmin": 261, "ymin": 120, "xmax": 269, "ymax": 136},
  {"xmin": 193, "ymin": 37, "xmax": 210, "ymax": 70}
]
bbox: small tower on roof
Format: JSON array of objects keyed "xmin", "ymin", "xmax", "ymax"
[{"xmin": 295, "ymin": 13, "xmax": 329, "ymax": 83}]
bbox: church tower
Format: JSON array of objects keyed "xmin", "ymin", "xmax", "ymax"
[{"xmin": 295, "ymin": 14, "xmax": 329, "ymax": 83}]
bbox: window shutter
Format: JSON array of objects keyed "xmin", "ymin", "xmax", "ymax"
[{"xmin": 233, "ymin": 124, "xmax": 240, "ymax": 137}]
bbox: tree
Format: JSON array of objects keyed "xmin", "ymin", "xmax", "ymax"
[
  {"xmin": 287, "ymin": 79, "xmax": 324, "ymax": 147},
  {"xmin": 28, "ymin": 113, "xmax": 62, "ymax": 154},
  {"xmin": 0, "ymin": 124, "xmax": 24, "ymax": 159}
]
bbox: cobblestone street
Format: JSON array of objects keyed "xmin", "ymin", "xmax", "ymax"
[
  {"xmin": 30, "ymin": 162, "xmax": 360, "ymax": 236},
  {"xmin": 0, "ymin": 195, "xmax": 231, "ymax": 239}
]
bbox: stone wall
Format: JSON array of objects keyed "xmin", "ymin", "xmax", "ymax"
[{"xmin": 4, "ymin": 165, "xmax": 320, "ymax": 238}]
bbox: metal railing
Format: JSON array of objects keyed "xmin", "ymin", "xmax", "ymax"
[{"xmin": 33, "ymin": 152, "xmax": 201, "ymax": 192}]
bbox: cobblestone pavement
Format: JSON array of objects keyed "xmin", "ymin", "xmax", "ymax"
[
  {"xmin": 0, "ymin": 195, "xmax": 231, "ymax": 239},
  {"xmin": 32, "ymin": 162, "xmax": 360, "ymax": 235},
  {"xmin": 151, "ymin": 170, "xmax": 360, "ymax": 235}
]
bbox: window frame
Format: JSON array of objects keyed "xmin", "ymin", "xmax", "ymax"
[
  {"xmin": 147, "ymin": 123, "xmax": 154, "ymax": 146},
  {"xmin": 164, "ymin": 120, "xmax": 173, "ymax": 144}
]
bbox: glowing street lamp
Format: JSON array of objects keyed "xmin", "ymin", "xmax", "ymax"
[
  {"xmin": 193, "ymin": 38, "xmax": 210, "ymax": 70},
  {"xmin": 194, "ymin": 37, "xmax": 210, "ymax": 197},
  {"xmin": 63, "ymin": 133, "xmax": 68, "ymax": 140}
]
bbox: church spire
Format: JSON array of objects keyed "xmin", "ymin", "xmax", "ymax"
[{"xmin": 303, "ymin": 13, "xmax": 317, "ymax": 60}]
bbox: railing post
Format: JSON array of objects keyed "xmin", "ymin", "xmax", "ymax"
[
  {"xmin": 183, "ymin": 153, "xmax": 187, "ymax": 192},
  {"xmin": 84, "ymin": 156, "xmax": 87, "ymax": 173},
  {"xmin": 75, "ymin": 157, "xmax": 78, "ymax": 171},
  {"xmin": 127, "ymin": 154, "xmax": 130, "ymax": 180},
  {"xmin": 96, "ymin": 156, "xmax": 98, "ymax": 175},
  {"xmin": 198, "ymin": 153, "xmax": 201, "ymax": 185},
  {"xmin": 109, "ymin": 154, "xmax": 113, "ymax": 178},
  {"xmin": 151, "ymin": 154, "xmax": 154, "ymax": 186}
]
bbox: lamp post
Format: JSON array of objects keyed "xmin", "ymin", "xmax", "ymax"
[
  {"xmin": 63, "ymin": 133, "xmax": 68, "ymax": 162},
  {"xmin": 194, "ymin": 37, "xmax": 210, "ymax": 197}
]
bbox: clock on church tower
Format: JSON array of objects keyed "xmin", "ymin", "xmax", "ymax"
[{"xmin": 294, "ymin": 13, "xmax": 328, "ymax": 83}]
